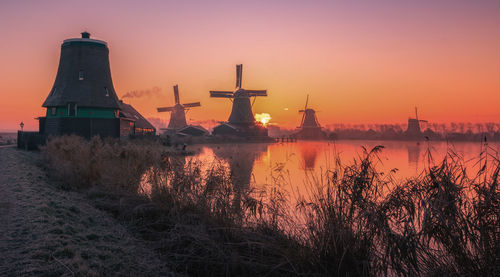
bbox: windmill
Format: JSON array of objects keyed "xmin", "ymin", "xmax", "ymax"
[
  {"xmin": 293, "ymin": 95, "xmax": 326, "ymax": 140},
  {"xmin": 405, "ymin": 107, "xmax": 427, "ymax": 136},
  {"xmin": 41, "ymin": 32, "xmax": 123, "ymax": 139},
  {"xmin": 210, "ymin": 64, "xmax": 267, "ymax": 127},
  {"xmin": 298, "ymin": 94, "xmax": 321, "ymax": 129},
  {"xmin": 157, "ymin": 85, "xmax": 201, "ymax": 129}
]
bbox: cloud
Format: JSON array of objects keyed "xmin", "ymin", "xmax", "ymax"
[
  {"xmin": 146, "ymin": 117, "xmax": 223, "ymax": 132},
  {"xmin": 122, "ymin": 86, "xmax": 162, "ymax": 98}
]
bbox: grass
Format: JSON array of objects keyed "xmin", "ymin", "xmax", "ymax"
[{"xmin": 41, "ymin": 135, "xmax": 500, "ymax": 276}]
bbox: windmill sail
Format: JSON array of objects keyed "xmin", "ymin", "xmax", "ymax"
[
  {"xmin": 157, "ymin": 106, "xmax": 174, "ymax": 112},
  {"xmin": 236, "ymin": 64, "xmax": 242, "ymax": 88},
  {"xmin": 157, "ymin": 85, "xmax": 201, "ymax": 129},
  {"xmin": 174, "ymin": 85, "xmax": 180, "ymax": 104},
  {"xmin": 245, "ymin": 90, "xmax": 267, "ymax": 97},
  {"xmin": 183, "ymin": 102, "xmax": 201, "ymax": 108},
  {"xmin": 299, "ymin": 95, "xmax": 309, "ymax": 127},
  {"xmin": 210, "ymin": 91, "xmax": 234, "ymax": 98},
  {"xmin": 415, "ymin": 107, "xmax": 427, "ymax": 123}
]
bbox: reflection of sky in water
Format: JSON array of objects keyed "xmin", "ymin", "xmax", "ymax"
[
  {"xmin": 139, "ymin": 140, "xmax": 500, "ymax": 213},
  {"xmin": 190, "ymin": 141, "xmax": 500, "ymax": 190}
]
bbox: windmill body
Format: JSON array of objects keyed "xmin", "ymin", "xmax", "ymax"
[
  {"xmin": 167, "ymin": 104, "xmax": 188, "ymax": 129},
  {"xmin": 157, "ymin": 85, "xmax": 202, "ymax": 131},
  {"xmin": 404, "ymin": 107, "xmax": 427, "ymax": 139},
  {"xmin": 227, "ymin": 90, "xmax": 257, "ymax": 125},
  {"xmin": 293, "ymin": 95, "xmax": 327, "ymax": 140},
  {"xmin": 210, "ymin": 64, "xmax": 270, "ymax": 139},
  {"xmin": 301, "ymin": 109, "xmax": 321, "ymax": 128},
  {"xmin": 39, "ymin": 32, "xmax": 122, "ymax": 139}
]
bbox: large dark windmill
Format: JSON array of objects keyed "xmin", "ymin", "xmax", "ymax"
[
  {"xmin": 40, "ymin": 32, "xmax": 121, "ymax": 139},
  {"xmin": 209, "ymin": 64, "xmax": 269, "ymax": 138},
  {"xmin": 293, "ymin": 95, "xmax": 327, "ymax": 140},
  {"xmin": 157, "ymin": 85, "xmax": 201, "ymax": 130}
]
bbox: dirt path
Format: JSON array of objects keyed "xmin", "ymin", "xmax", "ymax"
[
  {"xmin": 0, "ymin": 148, "xmax": 173, "ymax": 276},
  {"xmin": 0, "ymin": 145, "xmax": 16, "ymax": 148}
]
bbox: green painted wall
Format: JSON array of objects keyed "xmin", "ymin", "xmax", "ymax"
[{"xmin": 46, "ymin": 107, "xmax": 118, "ymax": 118}]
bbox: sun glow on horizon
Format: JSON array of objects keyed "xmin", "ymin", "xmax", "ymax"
[{"xmin": 255, "ymin": 113, "xmax": 271, "ymax": 127}]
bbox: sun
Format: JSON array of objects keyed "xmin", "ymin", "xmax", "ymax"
[{"xmin": 255, "ymin": 113, "xmax": 271, "ymax": 127}]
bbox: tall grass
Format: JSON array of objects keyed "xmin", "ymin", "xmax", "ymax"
[
  {"xmin": 41, "ymin": 136, "xmax": 499, "ymax": 276},
  {"xmin": 41, "ymin": 135, "xmax": 162, "ymax": 190}
]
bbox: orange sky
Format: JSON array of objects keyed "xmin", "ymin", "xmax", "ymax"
[{"xmin": 1, "ymin": 0, "xmax": 499, "ymax": 131}]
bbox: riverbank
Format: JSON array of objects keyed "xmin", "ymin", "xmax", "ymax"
[
  {"xmin": 4, "ymin": 135, "xmax": 498, "ymax": 276},
  {"xmin": 0, "ymin": 147, "xmax": 173, "ymax": 276},
  {"xmin": 37, "ymin": 136, "xmax": 499, "ymax": 276}
]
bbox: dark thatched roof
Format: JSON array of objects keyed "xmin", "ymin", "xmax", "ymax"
[{"xmin": 119, "ymin": 100, "xmax": 156, "ymax": 131}]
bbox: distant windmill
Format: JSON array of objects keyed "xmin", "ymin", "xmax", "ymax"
[
  {"xmin": 298, "ymin": 94, "xmax": 321, "ymax": 128},
  {"xmin": 210, "ymin": 64, "xmax": 267, "ymax": 126},
  {"xmin": 294, "ymin": 95, "xmax": 326, "ymax": 140},
  {"xmin": 406, "ymin": 107, "xmax": 427, "ymax": 135},
  {"xmin": 157, "ymin": 85, "xmax": 201, "ymax": 129}
]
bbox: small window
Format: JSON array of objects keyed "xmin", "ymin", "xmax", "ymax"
[
  {"xmin": 79, "ymin": 70, "xmax": 84, "ymax": 81},
  {"xmin": 105, "ymin": 87, "xmax": 109, "ymax": 97},
  {"xmin": 68, "ymin": 103, "xmax": 77, "ymax": 116},
  {"xmin": 51, "ymin": 107, "xmax": 56, "ymax": 115}
]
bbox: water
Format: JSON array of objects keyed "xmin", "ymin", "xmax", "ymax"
[
  {"xmin": 140, "ymin": 139, "xmax": 499, "ymax": 205},
  {"xmin": 139, "ymin": 139, "xmax": 498, "ymax": 230},
  {"xmin": 186, "ymin": 140, "xmax": 499, "ymax": 190}
]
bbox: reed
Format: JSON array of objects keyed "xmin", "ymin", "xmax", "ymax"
[{"xmin": 41, "ymin": 136, "xmax": 500, "ymax": 276}]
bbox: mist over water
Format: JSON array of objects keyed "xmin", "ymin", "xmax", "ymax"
[{"xmin": 188, "ymin": 140, "xmax": 500, "ymax": 187}]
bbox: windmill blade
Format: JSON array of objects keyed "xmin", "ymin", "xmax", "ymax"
[
  {"xmin": 236, "ymin": 64, "xmax": 243, "ymax": 88},
  {"xmin": 300, "ymin": 94, "xmax": 309, "ymax": 127},
  {"xmin": 210, "ymin": 91, "xmax": 234, "ymax": 98},
  {"xmin": 157, "ymin": 106, "xmax": 175, "ymax": 112},
  {"xmin": 183, "ymin": 102, "xmax": 201, "ymax": 108},
  {"xmin": 173, "ymin": 85, "xmax": 180, "ymax": 104},
  {"xmin": 210, "ymin": 94, "xmax": 234, "ymax": 98},
  {"xmin": 245, "ymin": 90, "xmax": 267, "ymax": 97},
  {"xmin": 300, "ymin": 112, "xmax": 306, "ymax": 127}
]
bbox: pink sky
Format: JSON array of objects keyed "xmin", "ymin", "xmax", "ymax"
[{"xmin": 1, "ymin": 0, "xmax": 499, "ymax": 131}]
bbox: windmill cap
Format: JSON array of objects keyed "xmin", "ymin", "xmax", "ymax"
[
  {"xmin": 62, "ymin": 32, "xmax": 107, "ymax": 47},
  {"xmin": 81, "ymin": 31, "xmax": 91, "ymax": 38}
]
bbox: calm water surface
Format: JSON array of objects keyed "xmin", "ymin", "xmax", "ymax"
[
  {"xmin": 139, "ymin": 140, "xmax": 500, "ymax": 213},
  {"xmin": 187, "ymin": 140, "xmax": 500, "ymax": 190}
]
